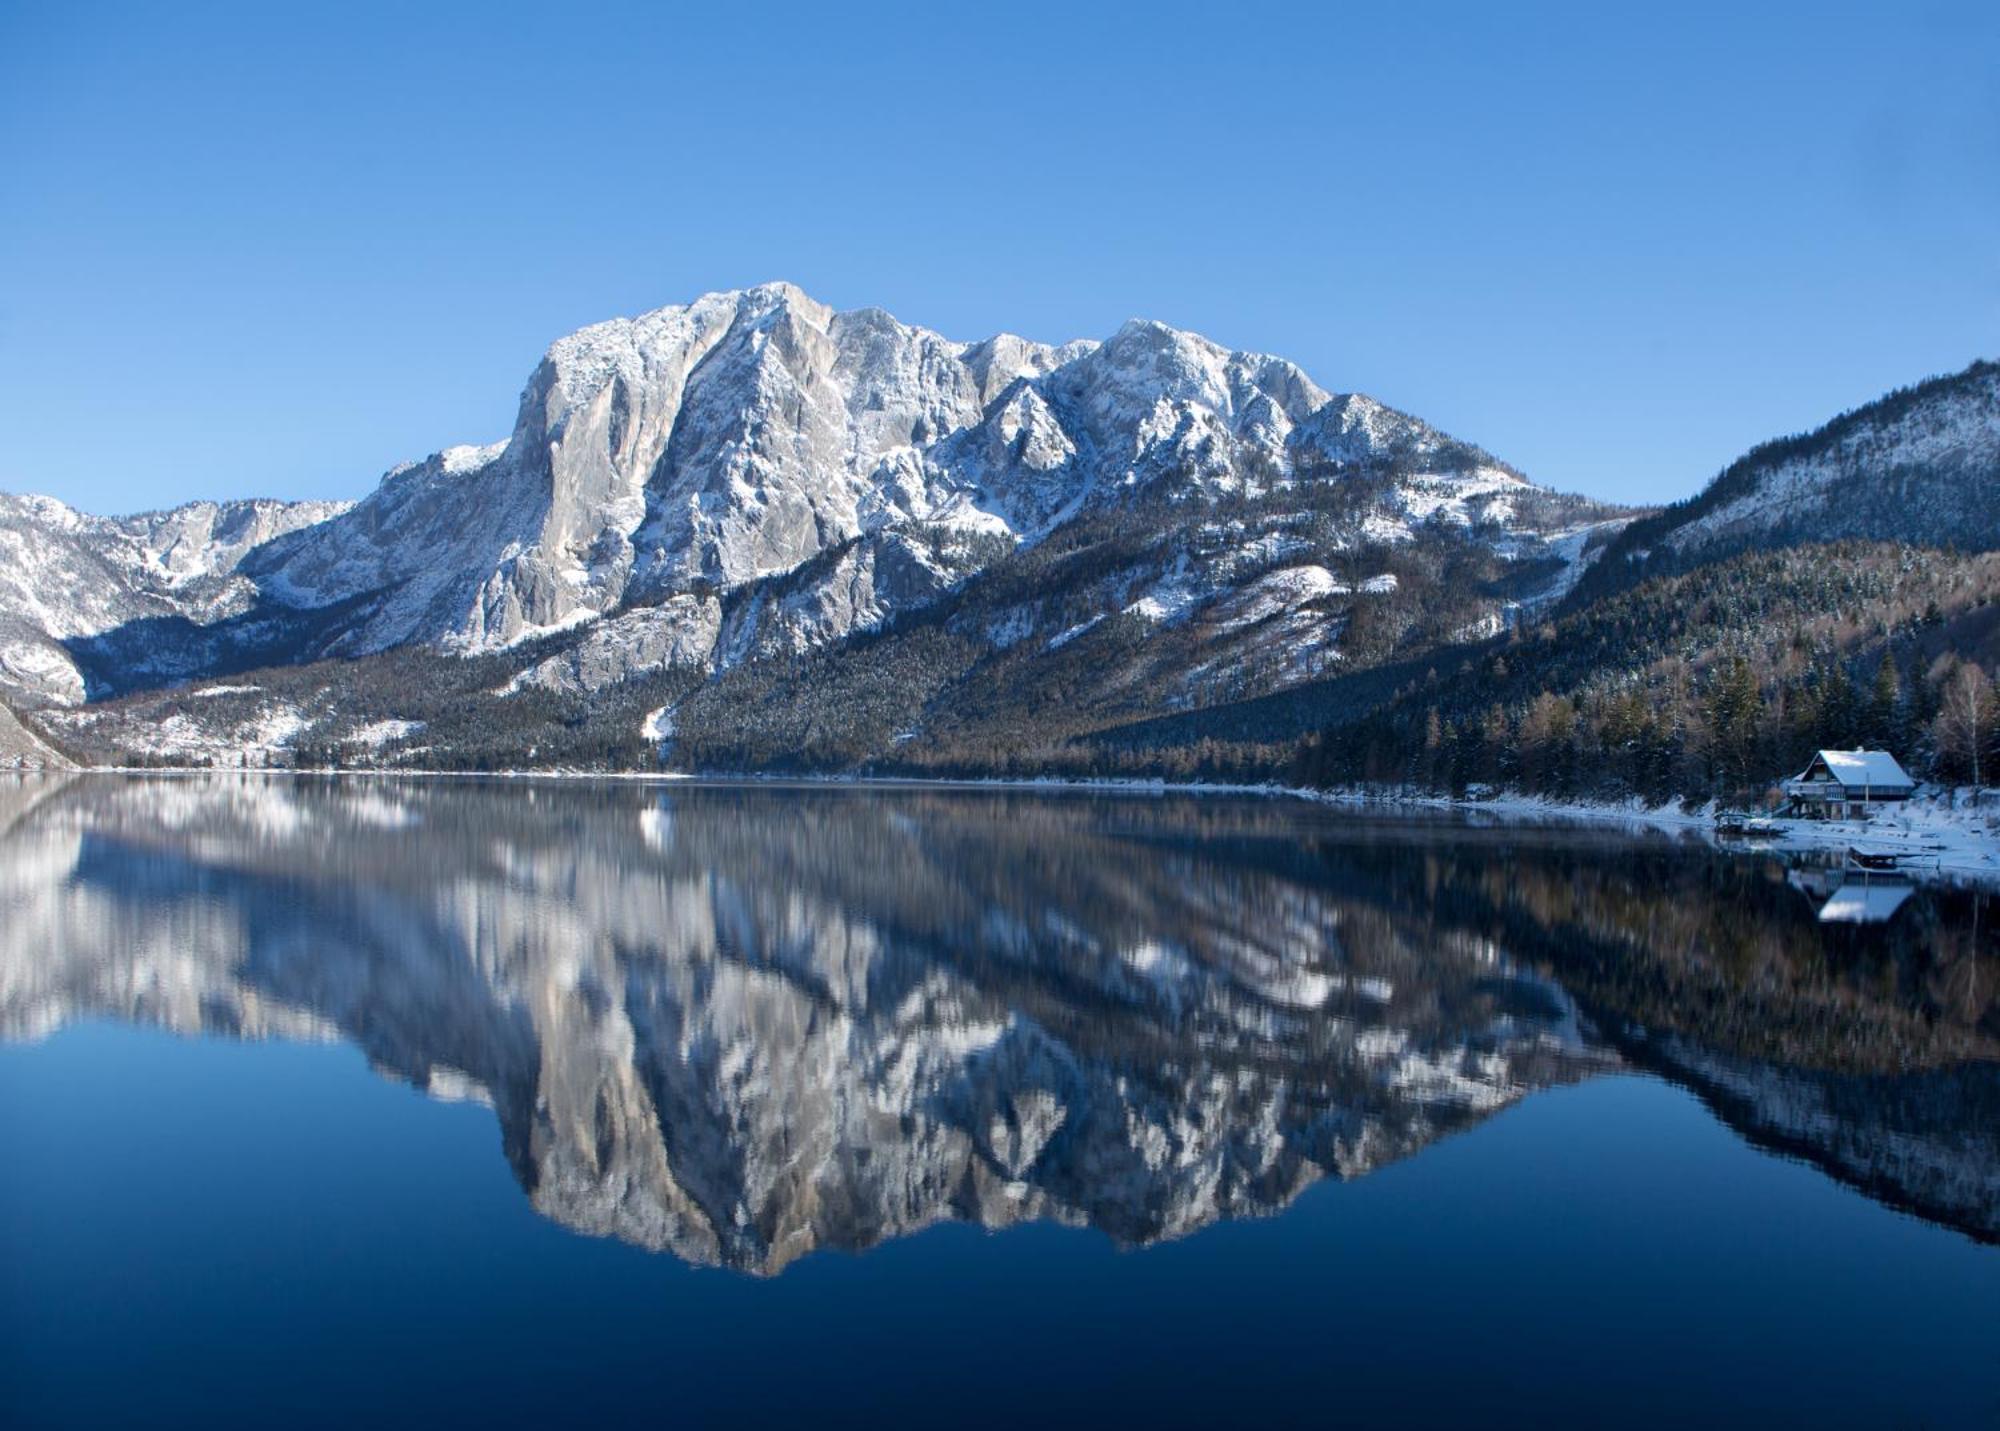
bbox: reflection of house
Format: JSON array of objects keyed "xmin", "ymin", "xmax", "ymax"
[
  {"xmin": 1783, "ymin": 749, "xmax": 1915, "ymax": 818},
  {"xmin": 1786, "ymin": 867, "xmax": 1916, "ymax": 925},
  {"xmin": 1816, "ymin": 881, "xmax": 1915, "ymax": 925}
]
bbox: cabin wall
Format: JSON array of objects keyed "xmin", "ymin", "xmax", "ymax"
[{"xmin": 1787, "ymin": 787, "xmax": 1912, "ymax": 820}]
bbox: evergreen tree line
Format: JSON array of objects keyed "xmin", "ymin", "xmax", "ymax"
[{"xmin": 1295, "ymin": 543, "xmax": 2000, "ymax": 802}]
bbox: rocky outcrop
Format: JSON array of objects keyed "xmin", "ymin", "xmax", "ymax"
[{"xmin": 0, "ymin": 701, "xmax": 70, "ymax": 769}]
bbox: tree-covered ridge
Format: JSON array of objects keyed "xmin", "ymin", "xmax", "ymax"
[
  {"xmin": 1295, "ymin": 542, "xmax": 2000, "ymax": 800},
  {"xmin": 35, "ymin": 537, "xmax": 1997, "ymax": 804},
  {"xmin": 658, "ymin": 479, "xmax": 1616, "ymax": 773},
  {"xmin": 1570, "ymin": 358, "xmax": 2000, "ymax": 606}
]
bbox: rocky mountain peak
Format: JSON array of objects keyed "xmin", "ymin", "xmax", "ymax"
[{"xmin": 0, "ymin": 283, "xmax": 1618, "ymax": 728}]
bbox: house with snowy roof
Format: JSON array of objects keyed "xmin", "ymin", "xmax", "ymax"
[{"xmin": 1782, "ymin": 749, "xmax": 1916, "ymax": 818}]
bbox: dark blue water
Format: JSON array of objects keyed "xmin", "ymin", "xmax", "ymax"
[{"xmin": 0, "ymin": 776, "xmax": 1994, "ymax": 1428}]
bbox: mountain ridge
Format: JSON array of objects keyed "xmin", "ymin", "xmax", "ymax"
[
  {"xmin": 0, "ymin": 284, "xmax": 1628, "ymax": 762},
  {"xmin": 1568, "ymin": 357, "xmax": 1999, "ymax": 608},
  {"xmin": 4, "ymin": 289, "xmax": 1990, "ymax": 785}
]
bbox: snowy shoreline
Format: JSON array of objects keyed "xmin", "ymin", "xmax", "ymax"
[{"xmin": 30, "ymin": 763, "xmax": 2000, "ymax": 888}]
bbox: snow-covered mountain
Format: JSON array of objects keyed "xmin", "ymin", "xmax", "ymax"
[
  {"xmin": 0, "ymin": 283, "xmax": 1620, "ymax": 733},
  {"xmin": 0, "ymin": 494, "xmax": 347, "ymax": 703},
  {"xmin": 1577, "ymin": 359, "xmax": 2000, "ymax": 603}
]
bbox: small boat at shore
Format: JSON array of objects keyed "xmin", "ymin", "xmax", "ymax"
[{"xmin": 1716, "ymin": 814, "xmax": 1783, "ymax": 840}]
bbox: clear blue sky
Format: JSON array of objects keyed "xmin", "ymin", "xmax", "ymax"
[{"xmin": 2, "ymin": 0, "xmax": 1994, "ymax": 515}]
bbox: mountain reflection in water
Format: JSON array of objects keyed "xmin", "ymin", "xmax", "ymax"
[{"xmin": 1, "ymin": 773, "xmax": 1994, "ymax": 1270}]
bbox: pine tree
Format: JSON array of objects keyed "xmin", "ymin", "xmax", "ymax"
[
  {"xmin": 1704, "ymin": 656, "xmax": 1762, "ymax": 791},
  {"xmin": 1867, "ymin": 654, "xmax": 1903, "ymax": 750}
]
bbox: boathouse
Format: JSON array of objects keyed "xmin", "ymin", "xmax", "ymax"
[{"xmin": 1782, "ymin": 749, "xmax": 1916, "ymax": 818}]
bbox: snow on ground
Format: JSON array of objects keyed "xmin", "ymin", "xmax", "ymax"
[
  {"xmin": 49, "ymin": 700, "xmax": 314, "ymax": 766},
  {"xmin": 1315, "ymin": 786, "xmax": 2000, "ymax": 887},
  {"xmin": 985, "ymin": 608, "xmax": 1037, "ymax": 648},
  {"xmin": 1515, "ymin": 520, "xmax": 1625, "ymax": 612},
  {"xmin": 1125, "ymin": 592, "xmax": 1185, "ymax": 623},
  {"xmin": 1392, "ymin": 468, "xmax": 1528, "ymax": 528},
  {"xmin": 1361, "ymin": 512, "xmax": 1414, "ymax": 545},
  {"xmin": 1210, "ymin": 565, "xmax": 1345, "ymax": 630},
  {"xmin": 1123, "ymin": 555, "xmax": 1202, "ymax": 624},
  {"xmin": 1045, "ymin": 614, "xmax": 1105, "ymax": 650},
  {"xmin": 1453, "ymin": 611, "xmax": 1507, "ymax": 642},
  {"xmin": 1359, "ymin": 574, "xmax": 1398, "ymax": 594},
  {"xmin": 440, "ymin": 441, "xmax": 507, "ymax": 475},
  {"xmin": 343, "ymin": 719, "xmax": 424, "ymax": 748},
  {"xmin": 149, "ymin": 704, "xmax": 311, "ymax": 764},
  {"xmin": 1213, "ymin": 532, "xmax": 1314, "ymax": 580},
  {"xmin": 1754, "ymin": 794, "xmax": 2000, "ymax": 883},
  {"xmin": 1668, "ymin": 374, "xmax": 1997, "ymax": 552},
  {"xmin": 471, "ymin": 603, "xmax": 603, "ymax": 653},
  {"xmin": 0, "ymin": 642, "xmax": 85, "ymax": 704},
  {"xmin": 0, "ymin": 703, "xmax": 70, "ymax": 769}
]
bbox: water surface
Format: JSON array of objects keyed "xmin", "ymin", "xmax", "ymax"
[{"xmin": 1, "ymin": 775, "xmax": 1995, "ymax": 1427}]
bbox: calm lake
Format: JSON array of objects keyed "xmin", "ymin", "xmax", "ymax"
[{"xmin": 1, "ymin": 774, "xmax": 1995, "ymax": 1428}]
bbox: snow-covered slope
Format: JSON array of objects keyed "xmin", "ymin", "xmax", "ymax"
[
  {"xmin": 0, "ymin": 283, "xmax": 1621, "ymax": 721},
  {"xmin": 0, "ymin": 700, "xmax": 71, "ymax": 769},
  {"xmin": 1580, "ymin": 359, "xmax": 2000, "ymax": 602},
  {"xmin": 242, "ymin": 284, "xmax": 1586, "ymax": 666},
  {"xmin": 0, "ymin": 494, "xmax": 348, "ymax": 703},
  {"xmin": 231, "ymin": 285, "xmax": 1099, "ymax": 661}
]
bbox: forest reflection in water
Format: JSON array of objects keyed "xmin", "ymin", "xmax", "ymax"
[{"xmin": 0, "ymin": 772, "xmax": 1994, "ymax": 1271}]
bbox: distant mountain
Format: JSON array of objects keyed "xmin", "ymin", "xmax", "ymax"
[
  {"xmin": 7, "ymin": 289, "xmax": 1988, "ymax": 781},
  {"xmin": 0, "ymin": 284, "xmax": 1628, "ymax": 766},
  {"xmin": 1571, "ymin": 359, "xmax": 2000, "ymax": 607},
  {"xmin": 0, "ymin": 494, "xmax": 346, "ymax": 703}
]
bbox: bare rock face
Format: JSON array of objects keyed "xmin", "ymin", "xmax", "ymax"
[
  {"xmin": 0, "ymin": 702, "xmax": 72, "ymax": 769},
  {"xmin": 245, "ymin": 284, "xmax": 1071, "ymax": 656},
  {"xmin": 508, "ymin": 595, "xmax": 724, "ymax": 696}
]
